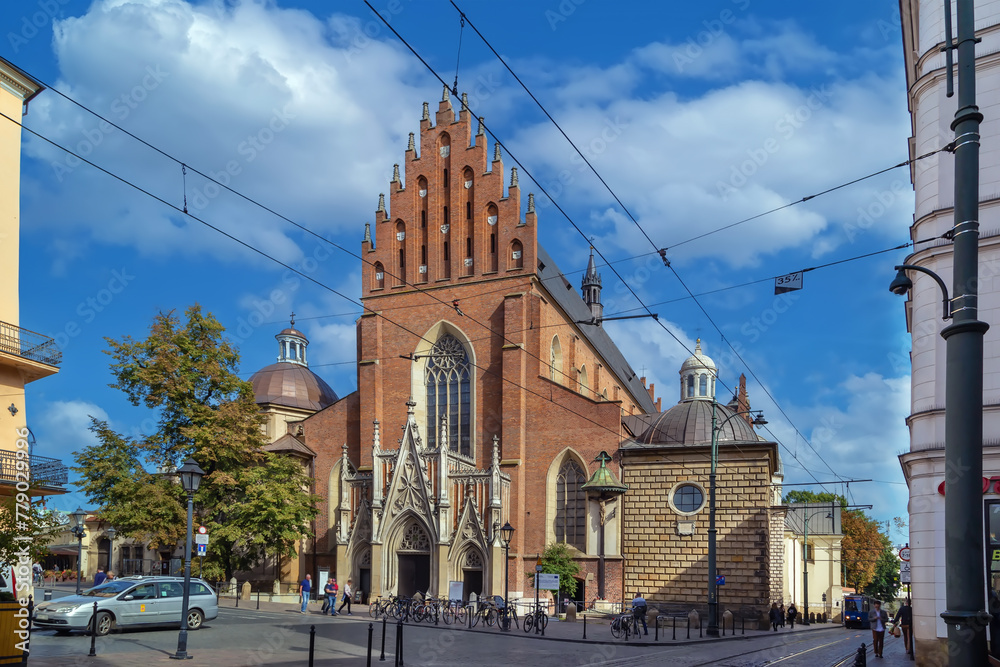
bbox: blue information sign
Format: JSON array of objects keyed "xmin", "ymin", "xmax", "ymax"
[
  {"xmin": 716, "ymin": 575, "xmax": 725, "ymax": 586},
  {"xmin": 196, "ymin": 543, "xmax": 207, "ymax": 556}
]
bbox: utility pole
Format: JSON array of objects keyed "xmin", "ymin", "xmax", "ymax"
[{"xmin": 941, "ymin": 0, "xmax": 990, "ymax": 663}]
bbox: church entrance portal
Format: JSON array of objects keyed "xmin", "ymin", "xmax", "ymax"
[{"xmin": 397, "ymin": 555, "xmax": 430, "ymax": 597}]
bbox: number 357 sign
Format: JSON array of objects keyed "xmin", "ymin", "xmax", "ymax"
[{"xmin": 775, "ymin": 272, "xmax": 803, "ymax": 294}]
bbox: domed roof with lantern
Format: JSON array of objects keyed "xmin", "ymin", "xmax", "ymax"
[
  {"xmin": 249, "ymin": 316, "xmax": 339, "ymax": 412},
  {"xmin": 631, "ymin": 339, "xmax": 762, "ymax": 446}
]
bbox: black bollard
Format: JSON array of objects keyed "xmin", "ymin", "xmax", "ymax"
[
  {"xmin": 256, "ymin": 587, "xmax": 260, "ymax": 610},
  {"xmin": 380, "ymin": 616, "xmax": 386, "ymax": 662},
  {"xmin": 722, "ymin": 615, "xmax": 725, "ymax": 637},
  {"xmin": 699, "ymin": 616, "xmax": 703, "ymax": 638},
  {"xmin": 467, "ymin": 606, "xmax": 472, "ymax": 630},
  {"xmin": 399, "ymin": 618, "xmax": 404, "ymax": 667},
  {"xmin": 583, "ymin": 614, "xmax": 587, "ymax": 639},
  {"xmin": 367, "ymin": 622, "xmax": 374, "ymax": 667},
  {"xmin": 89, "ymin": 601, "xmax": 98, "ymax": 656},
  {"xmin": 655, "ymin": 616, "xmax": 659, "ymax": 641},
  {"xmin": 236, "ymin": 585, "xmax": 239, "ymax": 608},
  {"xmin": 308, "ymin": 624, "xmax": 315, "ymax": 667},
  {"xmin": 742, "ymin": 615, "xmax": 745, "ymax": 635},
  {"xmin": 687, "ymin": 616, "xmax": 690, "ymax": 640},
  {"xmin": 672, "ymin": 616, "xmax": 676, "ymax": 641},
  {"xmin": 854, "ymin": 642, "xmax": 867, "ymax": 667}
]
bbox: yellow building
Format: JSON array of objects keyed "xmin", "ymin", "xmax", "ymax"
[{"xmin": 0, "ymin": 56, "xmax": 67, "ymax": 498}]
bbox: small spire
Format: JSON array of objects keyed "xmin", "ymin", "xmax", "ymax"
[
  {"xmin": 373, "ymin": 419, "xmax": 380, "ymax": 449},
  {"xmin": 422, "ymin": 103, "xmax": 429, "ymax": 121},
  {"xmin": 391, "ymin": 164, "xmax": 400, "ymax": 183},
  {"xmin": 527, "ymin": 193, "xmax": 535, "ymax": 213},
  {"xmin": 510, "ymin": 167, "xmax": 518, "ymax": 188},
  {"xmin": 461, "ymin": 92, "xmax": 469, "ymax": 111},
  {"xmin": 377, "ymin": 193, "xmax": 385, "ymax": 213},
  {"xmin": 695, "ymin": 338, "xmax": 702, "ymax": 354},
  {"xmin": 442, "ymin": 84, "xmax": 450, "ymax": 102},
  {"xmin": 493, "ymin": 142, "xmax": 501, "ymax": 162},
  {"xmin": 406, "ymin": 396, "xmax": 416, "ymax": 417},
  {"xmin": 363, "ymin": 222, "xmax": 371, "ymax": 244},
  {"xmin": 492, "ymin": 434, "xmax": 500, "ymax": 468},
  {"xmin": 477, "ymin": 117, "xmax": 485, "ymax": 136},
  {"xmin": 407, "ymin": 132, "xmax": 415, "ymax": 152},
  {"xmin": 290, "ymin": 312, "xmax": 296, "ymax": 327},
  {"xmin": 342, "ymin": 443, "xmax": 348, "ymax": 460}
]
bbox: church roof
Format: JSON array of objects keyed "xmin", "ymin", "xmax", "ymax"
[
  {"xmin": 631, "ymin": 399, "xmax": 762, "ymax": 446},
  {"xmin": 263, "ymin": 433, "xmax": 316, "ymax": 458},
  {"xmin": 250, "ymin": 362, "xmax": 339, "ymax": 411},
  {"xmin": 535, "ymin": 245, "xmax": 657, "ymax": 413}
]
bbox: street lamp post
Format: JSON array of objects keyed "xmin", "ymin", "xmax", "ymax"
[
  {"xmin": 708, "ymin": 403, "xmax": 766, "ymax": 637},
  {"xmin": 499, "ymin": 522, "xmax": 514, "ymax": 631},
  {"xmin": 890, "ymin": 0, "xmax": 989, "ymax": 662},
  {"xmin": 106, "ymin": 526, "xmax": 117, "ymax": 576},
  {"xmin": 69, "ymin": 507, "xmax": 87, "ymax": 595},
  {"xmin": 800, "ymin": 507, "xmax": 833, "ymax": 626},
  {"xmin": 171, "ymin": 458, "xmax": 204, "ymax": 661}
]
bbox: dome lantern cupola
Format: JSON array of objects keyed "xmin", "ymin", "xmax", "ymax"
[
  {"xmin": 276, "ymin": 314, "xmax": 309, "ymax": 367},
  {"xmin": 679, "ymin": 338, "xmax": 717, "ymax": 402}
]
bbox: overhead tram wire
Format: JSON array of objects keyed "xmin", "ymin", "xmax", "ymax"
[
  {"xmin": 0, "ymin": 110, "xmax": 769, "ymax": 488},
  {"xmin": 365, "ymin": 2, "xmax": 852, "ymax": 495},
  {"xmin": 443, "ymin": 4, "xmax": 941, "ymax": 488}
]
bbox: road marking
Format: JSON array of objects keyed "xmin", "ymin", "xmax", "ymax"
[{"xmin": 766, "ymin": 636, "xmax": 852, "ymax": 664}]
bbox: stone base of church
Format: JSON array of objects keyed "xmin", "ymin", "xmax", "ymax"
[{"xmin": 592, "ymin": 599, "xmax": 617, "ymax": 613}]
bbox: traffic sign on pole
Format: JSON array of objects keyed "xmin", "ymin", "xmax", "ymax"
[{"xmin": 899, "ymin": 546, "xmax": 910, "ymax": 562}]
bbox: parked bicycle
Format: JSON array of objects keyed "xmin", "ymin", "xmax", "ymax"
[
  {"xmin": 610, "ymin": 611, "xmax": 641, "ymax": 640},
  {"xmin": 469, "ymin": 598, "xmax": 498, "ymax": 628},
  {"xmin": 494, "ymin": 595, "xmax": 519, "ymax": 630},
  {"xmin": 523, "ymin": 603, "xmax": 548, "ymax": 633},
  {"xmin": 442, "ymin": 599, "xmax": 467, "ymax": 625}
]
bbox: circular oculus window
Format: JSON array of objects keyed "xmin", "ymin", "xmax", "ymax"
[{"xmin": 669, "ymin": 482, "xmax": 706, "ymax": 515}]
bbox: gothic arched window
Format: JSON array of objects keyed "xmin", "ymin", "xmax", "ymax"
[
  {"xmin": 425, "ymin": 334, "xmax": 472, "ymax": 457},
  {"xmin": 550, "ymin": 336, "xmax": 562, "ymax": 383},
  {"xmin": 555, "ymin": 460, "xmax": 587, "ymax": 551}
]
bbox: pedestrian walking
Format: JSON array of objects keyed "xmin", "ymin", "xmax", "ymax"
[
  {"xmin": 32, "ymin": 562, "xmax": 42, "ymax": 585},
  {"xmin": 93, "ymin": 567, "xmax": 107, "ymax": 587},
  {"xmin": 300, "ymin": 574, "xmax": 312, "ymax": 614},
  {"xmin": 868, "ymin": 599, "xmax": 889, "ymax": 658},
  {"xmin": 779, "ymin": 603, "xmax": 785, "ymax": 628},
  {"xmin": 769, "ymin": 602, "xmax": 781, "ymax": 631},
  {"xmin": 323, "ymin": 577, "xmax": 338, "ymax": 615},
  {"xmin": 338, "ymin": 578, "xmax": 354, "ymax": 615},
  {"xmin": 893, "ymin": 597, "xmax": 914, "ymax": 660},
  {"xmin": 105, "ymin": 570, "xmax": 115, "ymax": 582},
  {"xmin": 787, "ymin": 602, "xmax": 797, "ymax": 629}
]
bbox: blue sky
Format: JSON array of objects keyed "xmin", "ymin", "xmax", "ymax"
[{"xmin": 4, "ymin": 0, "xmax": 915, "ymax": 539}]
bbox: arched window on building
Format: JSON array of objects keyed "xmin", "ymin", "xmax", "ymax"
[
  {"xmin": 395, "ymin": 220, "xmax": 406, "ymax": 285},
  {"xmin": 686, "ymin": 375, "xmax": 694, "ymax": 398},
  {"xmin": 425, "ymin": 333, "xmax": 472, "ymax": 457},
  {"xmin": 373, "ymin": 261, "xmax": 385, "ymax": 290},
  {"xmin": 579, "ymin": 365, "xmax": 589, "ymax": 395},
  {"xmin": 550, "ymin": 336, "xmax": 562, "ymax": 383},
  {"xmin": 510, "ymin": 239, "xmax": 523, "ymax": 270},
  {"xmin": 555, "ymin": 460, "xmax": 587, "ymax": 551},
  {"xmin": 699, "ymin": 374, "xmax": 707, "ymax": 396}
]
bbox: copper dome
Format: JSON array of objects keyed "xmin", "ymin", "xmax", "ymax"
[
  {"xmin": 635, "ymin": 400, "xmax": 760, "ymax": 446},
  {"xmin": 249, "ymin": 362, "xmax": 338, "ymax": 411}
]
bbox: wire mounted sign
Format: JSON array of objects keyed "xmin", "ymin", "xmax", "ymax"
[{"xmin": 774, "ymin": 271, "xmax": 803, "ymax": 294}]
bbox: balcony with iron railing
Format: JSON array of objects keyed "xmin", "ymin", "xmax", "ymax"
[
  {"xmin": 0, "ymin": 450, "xmax": 69, "ymax": 491},
  {"xmin": 0, "ymin": 320, "xmax": 62, "ymax": 368}
]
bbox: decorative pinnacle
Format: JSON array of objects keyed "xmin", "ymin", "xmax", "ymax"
[
  {"xmin": 372, "ymin": 419, "xmax": 380, "ymax": 449},
  {"xmin": 510, "ymin": 167, "xmax": 518, "ymax": 188},
  {"xmin": 377, "ymin": 193, "xmax": 385, "ymax": 213},
  {"xmin": 363, "ymin": 222, "xmax": 371, "ymax": 243},
  {"xmin": 407, "ymin": 396, "xmax": 416, "ymax": 414},
  {"xmin": 407, "ymin": 132, "xmax": 415, "ymax": 152},
  {"xmin": 493, "ymin": 142, "xmax": 501, "ymax": 161},
  {"xmin": 461, "ymin": 92, "xmax": 469, "ymax": 111},
  {"xmin": 527, "ymin": 193, "xmax": 535, "ymax": 213},
  {"xmin": 477, "ymin": 117, "xmax": 485, "ymax": 136},
  {"xmin": 442, "ymin": 84, "xmax": 450, "ymax": 102},
  {"xmin": 422, "ymin": 103, "xmax": 429, "ymax": 121},
  {"xmin": 392, "ymin": 163, "xmax": 400, "ymax": 183}
]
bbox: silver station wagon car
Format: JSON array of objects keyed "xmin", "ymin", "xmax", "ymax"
[{"xmin": 33, "ymin": 576, "xmax": 218, "ymax": 635}]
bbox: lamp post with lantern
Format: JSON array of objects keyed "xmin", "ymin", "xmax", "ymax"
[
  {"xmin": 105, "ymin": 526, "xmax": 117, "ymax": 576},
  {"xmin": 581, "ymin": 451, "xmax": 627, "ymax": 603},
  {"xmin": 69, "ymin": 507, "xmax": 87, "ymax": 595},
  {"xmin": 499, "ymin": 522, "xmax": 514, "ymax": 631},
  {"xmin": 171, "ymin": 458, "xmax": 204, "ymax": 661}
]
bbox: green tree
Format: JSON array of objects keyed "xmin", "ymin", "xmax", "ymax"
[
  {"xmin": 864, "ymin": 537, "xmax": 901, "ymax": 603},
  {"xmin": 783, "ymin": 490, "xmax": 847, "ymax": 507},
  {"xmin": 0, "ymin": 493, "xmax": 62, "ymax": 572},
  {"xmin": 73, "ymin": 305, "xmax": 319, "ymax": 580},
  {"xmin": 531, "ymin": 542, "xmax": 581, "ymax": 599}
]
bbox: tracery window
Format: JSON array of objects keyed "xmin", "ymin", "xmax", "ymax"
[
  {"xmin": 555, "ymin": 460, "xmax": 587, "ymax": 551},
  {"xmin": 425, "ymin": 334, "xmax": 472, "ymax": 457}
]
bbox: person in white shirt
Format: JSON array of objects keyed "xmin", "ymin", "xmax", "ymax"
[
  {"xmin": 868, "ymin": 600, "xmax": 889, "ymax": 658},
  {"xmin": 337, "ymin": 578, "xmax": 354, "ymax": 615}
]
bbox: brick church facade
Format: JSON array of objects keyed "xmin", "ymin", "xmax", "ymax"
[{"xmin": 249, "ymin": 88, "xmax": 785, "ymax": 614}]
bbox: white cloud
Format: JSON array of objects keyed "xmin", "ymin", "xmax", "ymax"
[{"xmin": 34, "ymin": 399, "xmax": 108, "ymax": 459}]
